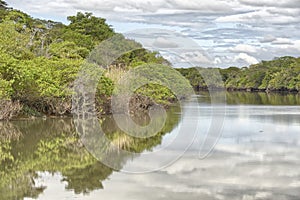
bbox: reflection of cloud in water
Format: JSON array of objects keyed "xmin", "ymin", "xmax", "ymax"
[
  {"xmin": 98, "ymin": 145, "xmax": 300, "ymax": 199},
  {"xmin": 95, "ymin": 104, "xmax": 300, "ymax": 199}
]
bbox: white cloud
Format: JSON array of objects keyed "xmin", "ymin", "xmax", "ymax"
[
  {"xmin": 272, "ymin": 38, "xmax": 293, "ymax": 45},
  {"xmin": 230, "ymin": 44, "xmax": 259, "ymax": 54},
  {"xmin": 234, "ymin": 53, "xmax": 259, "ymax": 65},
  {"xmin": 214, "ymin": 57, "xmax": 222, "ymax": 65}
]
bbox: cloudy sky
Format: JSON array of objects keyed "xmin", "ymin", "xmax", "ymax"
[{"xmin": 5, "ymin": 0, "xmax": 300, "ymax": 68}]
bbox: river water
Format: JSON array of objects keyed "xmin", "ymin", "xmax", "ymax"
[{"xmin": 0, "ymin": 92, "xmax": 299, "ymax": 200}]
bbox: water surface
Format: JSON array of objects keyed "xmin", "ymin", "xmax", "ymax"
[{"xmin": 0, "ymin": 92, "xmax": 300, "ymax": 200}]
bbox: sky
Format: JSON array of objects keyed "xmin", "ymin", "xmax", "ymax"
[{"xmin": 5, "ymin": 0, "xmax": 300, "ymax": 68}]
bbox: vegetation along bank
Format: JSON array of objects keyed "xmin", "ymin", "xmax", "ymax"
[{"xmin": 0, "ymin": 1, "xmax": 299, "ymax": 120}]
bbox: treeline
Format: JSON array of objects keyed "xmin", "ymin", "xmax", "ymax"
[
  {"xmin": 0, "ymin": 1, "xmax": 179, "ymax": 120},
  {"xmin": 177, "ymin": 56, "xmax": 300, "ymax": 92}
]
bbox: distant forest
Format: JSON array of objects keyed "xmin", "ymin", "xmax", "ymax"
[{"xmin": 177, "ymin": 56, "xmax": 300, "ymax": 92}]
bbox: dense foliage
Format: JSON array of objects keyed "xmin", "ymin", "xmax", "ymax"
[
  {"xmin": 0, "ymin": 2, "xmax": 172, "ymax": 119},
  {"xmin": 177, "ymin": 56, "xmax": 300, "ymax": 92}
]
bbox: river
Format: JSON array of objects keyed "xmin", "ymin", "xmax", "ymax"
[{"xmin": 0, "ymin": 92, "xmax": 299, "ymax": 200}]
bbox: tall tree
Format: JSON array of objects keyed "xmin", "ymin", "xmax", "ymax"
[{"xmin": 67, "ymin": 12, "xmax": 115, "ymax": 44}]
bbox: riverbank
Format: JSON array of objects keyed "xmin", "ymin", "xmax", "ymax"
[
  {"xmin": 2, "ymin": 90, "xmax": 299, "ymax": 121},
  {"xmin": 0, "ymin": 93, "xmax": 177, "ymax": 121},
  {"xmin": 192, "ymin": 86, "xmax": 299, "ymax": 93}
]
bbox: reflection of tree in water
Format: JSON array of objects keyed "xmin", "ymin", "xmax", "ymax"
[
  {"xmin": 0, "ymin": 171, "xmax": 46, "ymax": 200},
  {"xmin": 62, "ymin": 162, "xmax": 112, "ymax": 194},
  {"xmin": 197, "ymin": 91, "xmax": 300, "ymax": 105},
  {"xmin": 225, "ymin": 91, "xmax": 300, "ymax": 105},
  {"xmin": 102, "ymin": 106, "xmax": 181, "ymax": 153},
  {"xmin": 0, "ymin": 106, "xmax": 181, "ymax": 199},
  {"xmin": 0, "ymin": 122, "xmax": 22, "ymax": 140}
]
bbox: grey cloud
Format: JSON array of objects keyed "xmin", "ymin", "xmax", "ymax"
[
  {"xmin": 7, "ymin": 0, "xmax": 234, "ymax": 14},
  {"xmin": 260, "ymin": 35, "xmax": 277, "ymax": 43},
  {"xmin": 216, "ymin": 9, "xmax": 300, "ymax": 26},
  {"xmin": 239, "ymin": 0, "xmax": 300, "ymax": 8},
  {"xmin": 213, "ymin": 43, "xmax": 235, "ymax": 49},
  {"xmin": 179, "ymin": 50, "xmax": 213, "ymax": 66},
  {"xmin": 138, "ymin": 12, "xmax": 217, "ymax": 29},
  {"xmin": 153, "ymin": 37, "xmax": 179, "ymax": 48},
  {"xmin": 202, "ymin": 28, "xmax": 258, "ymax": 40},
  {"xmin": 267, "ymin": 8, "xmax": 300, "ymax": 17},
  {"xmin": 170, "ymin": 0, "xmax": 234, "ymax": 13}
]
